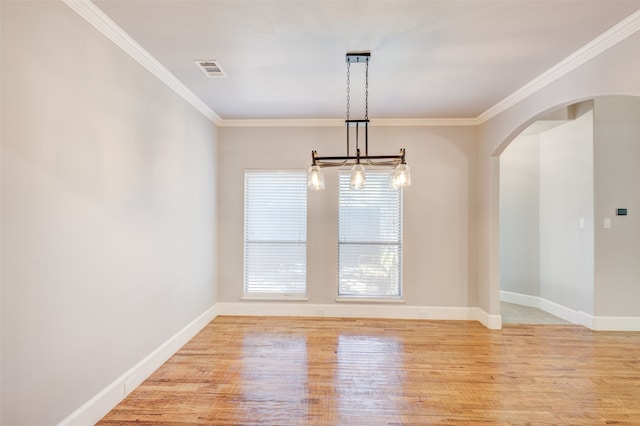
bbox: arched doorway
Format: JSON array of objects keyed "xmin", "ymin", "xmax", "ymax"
[{"xmin": 496, "ymin": 96, "xmax": 640, "ymax": 328}]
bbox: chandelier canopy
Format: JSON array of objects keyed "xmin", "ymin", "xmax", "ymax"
[{"xmin": 308, "ymin": 52, "xmax": 411, "ymax": 191}]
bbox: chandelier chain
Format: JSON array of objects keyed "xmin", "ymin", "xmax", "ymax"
[
  {"xmin": 365, "ymin": 60, "xmax": 369, "ymax": 120},
  {"xmin": 346, "ymin": 61, "xmax": 351, "ymax": 121}
]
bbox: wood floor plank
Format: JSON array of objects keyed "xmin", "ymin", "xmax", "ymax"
[{"xmin": 99, "ymin": 316, "xmax": 640, "ymax": 425}]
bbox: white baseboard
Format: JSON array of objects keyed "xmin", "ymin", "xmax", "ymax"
[
  {"xmin": 469, "ymin": 307, "xmax": 503, "ymax": 330},
  {"xmin": 591, "ymin": 315, "xmax": 640, "ymax": 331},
  {"xmin": 58, "ymin": 305, "xmax": 219, "ymax": 426},
  {"xmin": 537, "ymin": 297, "xmax": 593, "ymax": 327},
  {"xmin": 499, "ymin": 290, "xmax": 540, "ymax": 308},
  {"xmin": 500, "ymin": 290, "xmax": 640, "ymax": 331},
  {"xmin": 500, "ymin": 290, "xmax": 590, "ymax": 326},
  {"xmin": 216, "ymin": 302, "xmax": 502, "ymax": 329}
]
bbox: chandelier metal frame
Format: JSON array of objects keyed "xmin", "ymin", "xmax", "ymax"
[{"xmin": 308, "ymin": 52, "xmax": 410, "ymax": 190}]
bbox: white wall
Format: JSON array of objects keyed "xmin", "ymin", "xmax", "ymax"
[
  {"xmin": 477, "ymin": 27, "xmax": 640, "ymax": 320},
  {"xmin": 218, "ymin": 125, "xmax": 477, "ymax": 308},
  {"xmin": 594, "ymin": 96, "xmax": 640, "ymax": 316},
  {"xmin": 499, "ymin": 134, "xmax": 540, "ymax": 296},
  {"xmin": 538, "ymin": 108, "xmax": 594, "ymax": 314},
  {"xmin": 1, "ymin": 2, "xmax": 218, "ymax": 424}
]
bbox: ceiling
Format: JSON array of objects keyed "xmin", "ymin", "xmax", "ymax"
[{"xmin": 91, "ymin": 0, "xmax": 640, "ymax": 121}]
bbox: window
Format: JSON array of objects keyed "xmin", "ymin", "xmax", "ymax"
[
  {"xmin": 338, "ymin": 171, "xmax": 402, "ymax": 298},
  {"xmin": 244, "ymin": 171, "xmax": 307, "ymax": 297}
]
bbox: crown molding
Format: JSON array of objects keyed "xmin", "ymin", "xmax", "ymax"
[
  {"xmin": 477, "ymin": 9, "xmax": 640, "ymax": 124},
  {"xmin": 62, "ymin": 0, "xmax": 222, "ymax": 125},
  {"xmin": 371, "ymin": 118, "xmax": 478, "ymax": 127},
  {"xmin": 219, "ymin": 117, "xmax": 479, "ymax": 127},
  {"xmin": 66, "ymin": 1, "xmax": 640, "ymax": 129},
  {"xmin": 219, "ymin": 119, "xmax": 344, "ymax": 128}
]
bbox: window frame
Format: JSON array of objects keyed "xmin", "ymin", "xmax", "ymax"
[
  {"xmin": 337, "ymin": 169, "xmax": 404, "ymax": 301},
  {"xmin": 243, "ymin": 170, "xmax": 308, "ymax": 300}
]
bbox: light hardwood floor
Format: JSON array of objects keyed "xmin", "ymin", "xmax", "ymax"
[{"xmin": 99, "ymin": 316, "xmax": 640, "ymax": 425}]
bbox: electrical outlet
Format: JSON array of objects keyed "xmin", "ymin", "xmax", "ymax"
[{"xmin": 417, "ymin": 311, "xmax": 429, "ymax": 319}]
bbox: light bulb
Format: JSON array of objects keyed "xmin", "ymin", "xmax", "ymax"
[
  {"xmin": 307, "ymin": 165, "xmax": 325, "ymax": 190},
  {"xmin": 391, "ymin": 163, "xmax": 411, "ymax": 189},
  {"xmin": 350, "ymin": 163, "xmax": 366, "ymax": 189}
]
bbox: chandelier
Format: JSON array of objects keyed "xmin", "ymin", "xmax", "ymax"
[{"xmin": 308, "ymin": 51, "xmax": 411, "ymax": 191}]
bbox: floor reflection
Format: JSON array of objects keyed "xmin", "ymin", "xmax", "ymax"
[
  {"xmin": 241, "ymin": 332, "xmax": 308, "ymax": 423},
  {"xmin": 336, "ymin": 334, "xmax": 406, "ymax": 422}
]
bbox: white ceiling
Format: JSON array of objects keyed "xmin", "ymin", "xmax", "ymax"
[{"xmin": 91, "ymin": 0, "xmax": 640, "ymax": 121}]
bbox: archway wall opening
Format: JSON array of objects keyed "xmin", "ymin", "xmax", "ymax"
[
  {"xmin": 499, "ymin": 101, "xmax": 595, "ymax": 318},
  {"xmin": 475, "ymin": 29, "xmax": 640, "ymax": 326}
]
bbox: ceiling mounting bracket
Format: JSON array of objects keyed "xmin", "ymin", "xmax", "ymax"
[{"xmin": 346, "ymin": 52, "xmax": 371, "ymax": 63}]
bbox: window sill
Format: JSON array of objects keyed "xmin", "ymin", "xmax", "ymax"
[
  {"xmin": 241, "ymin": 295, "xmax": 308, "ymax": 302},
  {"xmin": 335, "ymin": 297, "xmax": 405, "ymax": 304}
]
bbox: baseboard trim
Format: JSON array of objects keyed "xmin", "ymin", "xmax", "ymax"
[
  {"xmin": 499, "ymin": 290, "xmax": 540, "ymax": 308},
  {"xmin": 58, "ymin": 304, "xmax": 219, "ymax": 426},
  {"xmin": 537, "ymin": 297, "xmax": 594, "ymax": 328},
  {"xmin": 500, "ymin": 291, "xmax": 640, "ymax": 331},
  {"xmin": 216, "ymin": 302, "xmax": 502, "ymax": 329},
  {"xmin": 591, "ymin": 315, "xmax": 640, "ymax": 331},
  {"xmin": 500, "ymin": 290, "xmax": 591, "ymax": 327},
  {"xmin": 469, "ymin": 307, "xmax": 503, "ymax": 330}
]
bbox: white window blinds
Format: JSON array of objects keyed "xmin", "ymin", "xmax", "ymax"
[
  {"xmin": 338, "ymin": 171, "xmax": 402, "ymax": 298},
  {"xmin": 244, "ymin": 171, "xmax": 307, "ymax": 296}
]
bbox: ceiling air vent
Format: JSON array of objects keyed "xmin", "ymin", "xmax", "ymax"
[{"xmin": 194, "ymin": 60, "xmax": 227, "ymax": 78}]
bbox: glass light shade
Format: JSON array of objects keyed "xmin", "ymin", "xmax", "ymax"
[
  {"xmin": 390, "ymin": 163, "xmax": 411, "ymax": 189},
  {"xmin": 307, "ymin": 165, "xmax": 325, "ymax": 190},
  {"xmin": 350, "ymin": 163, "xmax": 366, "ymax": 189}
]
